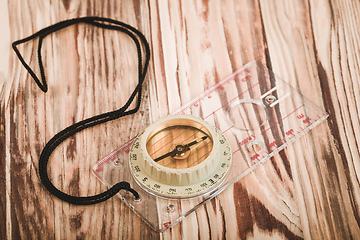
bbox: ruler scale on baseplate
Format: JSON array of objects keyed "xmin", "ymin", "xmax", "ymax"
[{"xmin": 92, "ymin": 61, "xmax": 328, "ymax": 232}]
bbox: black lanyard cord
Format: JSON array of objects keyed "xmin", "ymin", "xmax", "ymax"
[{"xmin": 12, "ymin": 17, "xmax": 150, "ymax": 205}]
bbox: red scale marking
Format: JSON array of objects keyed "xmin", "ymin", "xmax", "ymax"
[
  {"xmin": 260, "ymin": 104, "xmax": 305, "ymax": 136},
  {"xmin": 223, "ymin": 125, "xmax": 235, "ymax": 133},
  {"xmin": 147, "ymin": 125, "xmax": 182, "ymax": 149},
  {"xmin": 181, "ymin": 127, "xmax": 205, "ymax": 144},
  {"xmin": 232, "ymin": 148, "xmax": 241, "ymax": 155},
  {"xmin": 187, "ymin": 148, "xmax": 213, "ymax": 168}
]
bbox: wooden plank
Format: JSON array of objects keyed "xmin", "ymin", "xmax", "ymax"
[
  {"xmin": 0, "ymin": 1, "xmax": 11, "ymax": 238},
  {"xmin": 260, "ymin": 0, "xmax": 360, "ymax": 239},
  {"xmin": 1, "ymin": 0, "xmax": 359, "ymax": 239},
  {"xmin": 2, "ymin": 1, "xmax": 157, "ymax": 239}
]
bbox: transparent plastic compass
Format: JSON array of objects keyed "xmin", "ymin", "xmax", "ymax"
[{"xmin": 93, "ymin": 61, "xmax": 329, "ymax": 232}]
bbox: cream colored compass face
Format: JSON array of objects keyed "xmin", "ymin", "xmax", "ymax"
[
  {"xmin": 145, "ymin": 118, "xmax": 214, "ymax": 169},
  {"xmin": 129, "ymin": 115, "xmax": 232, "ymax": 199}
]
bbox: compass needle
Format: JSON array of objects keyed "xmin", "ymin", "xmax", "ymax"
[{"xmin": 153, "ymin": 135, "xmax": 209, "ymax": 162}]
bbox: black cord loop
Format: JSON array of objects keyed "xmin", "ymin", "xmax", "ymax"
[{"xmin": 12, "ymin": 17, "xmax": 150, "ymax": 205}]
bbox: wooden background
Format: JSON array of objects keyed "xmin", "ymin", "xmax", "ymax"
[{"xmin": 1, "ymin": 0, "xmax": 360, "ymax": 239}]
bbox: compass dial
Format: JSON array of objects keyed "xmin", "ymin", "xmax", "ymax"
[{"xmin": 129, "ymin": 115, "xmax": 232, "ymax": 199}]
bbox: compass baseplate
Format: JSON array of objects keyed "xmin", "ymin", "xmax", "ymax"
[{"xmin": 93, "ymin": 61, "xmax": 328, "ymax": 232}]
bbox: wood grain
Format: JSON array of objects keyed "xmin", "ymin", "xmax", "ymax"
[{"xmin": 1, "ymin": 0, "xmax": 359, "ymax": 239}]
